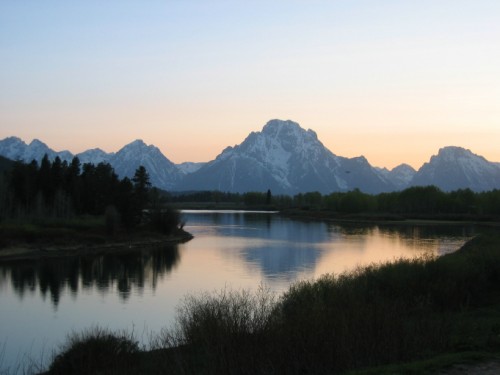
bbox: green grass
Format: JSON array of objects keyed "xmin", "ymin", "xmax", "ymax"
[{"xmin": 40, "ymin": 233, "xmax": 500, "ymax": 374}]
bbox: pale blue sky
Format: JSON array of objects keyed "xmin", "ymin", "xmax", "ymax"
[{"xmin": 1, "ymin": 1, "xmax": 499, "ymax": 168}]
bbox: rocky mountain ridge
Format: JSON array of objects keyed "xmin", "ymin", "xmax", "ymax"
[
  {"xmin": 177, "ymin": 120, "xmax": 394, "ymax": 194},
  {"xmin": 1, "ymin": 120, "xmax": 499, "ymax": 193}
]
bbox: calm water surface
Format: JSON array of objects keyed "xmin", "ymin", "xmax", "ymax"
[{"xmin": 0, "ymin": 210, "xmax": 476, "ymax": 370}]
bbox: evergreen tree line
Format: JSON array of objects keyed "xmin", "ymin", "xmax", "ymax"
[
  {"xmin": 6, "ymin": 154, "xmax": 498, "ymax": 223},
  {"xmin": 171, "ymin": 186, "xmax": 500, "ymax": 217},
  {"xmin": 322, "ymin": 186, "xmax": 500, "ymax": 216},
  {"xmin": 0, "ymin": 155, "xmax": 152, "ymax": 230}
]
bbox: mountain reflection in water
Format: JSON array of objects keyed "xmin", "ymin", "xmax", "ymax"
[
  {"xmin": 181, "ymin": 211, "xmax": 476, "ymax": 284},
  {"xmin": 1, "ymin": 245, "xmax": 180, "ymax": 307},
  {"xmin": 0, "ymin": 212, "xmax": 479, "ymax": 372}
]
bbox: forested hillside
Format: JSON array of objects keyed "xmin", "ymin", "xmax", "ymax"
[{"xmin": 0, "ymin": 155, "xmax": 152, "ymax": 231}]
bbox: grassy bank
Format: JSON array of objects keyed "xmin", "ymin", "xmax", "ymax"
[
  {"xmin": 0, "ymin": 215, "xmax": 192, "ymax": 262},
  {"xmin": 39, "ymin": 234, "xmax": 500, "ymax": 374}
]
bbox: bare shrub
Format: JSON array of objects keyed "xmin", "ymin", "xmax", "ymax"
[{"xmin": 48, "ymin": 326, "xmax": 139, "ymax": 375}]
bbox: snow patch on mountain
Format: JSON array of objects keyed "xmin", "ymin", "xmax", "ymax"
[
  {"xmin": 377, "ymin": 163, "xmax": 416, "ymax": 190},
  {"xmin": 411, "ymin": 146, "xmax": 500, "ymax": 192},
  {"xmin": 0, "ymin": 137, "xmax": 27, "ymax": 161},
  {"xmin": 76, "ymin": 148, "xmax": 113, "ymax": 165},
  {"xmin": 0, "ymin": 136, "xmax": 73, "ymax": 163},
  {"xmin": 110, "ymin": 139, "xmax": 182, "ymax": 190},
  {"xmin": 176, "ymin": 119, "xmax": 395, "ymax": 194},
  {"xmin": 2, "ymin": 130, "xmax": 500, "ymax": 194},
  {"xmin": 0, "ymin": 136, "xmax": 183, "ymax": 191},
  {"xmin": 177, "ymin": 162, "xmax": 206, "ymax": 175}
]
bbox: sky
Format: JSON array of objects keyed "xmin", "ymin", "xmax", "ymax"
[{"xmin": 1, "ymin": 1, "xmax": 499, "ymax": 169}]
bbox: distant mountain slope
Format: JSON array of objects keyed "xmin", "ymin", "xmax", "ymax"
[
  {"xmin": 376, "ymin": 164, "xmax": 417, "ymax": 191},
  {"xmin": 177, "ymin": 162, "xmax": 206, "ymax": 175},
  {"xmin": 2, "ymin": 124, "xmax": 500, "ymax": 194},
  {"xmin": 410, "ymin": 147, "xmax": 500, "ymax": 192},
  {"xmin": 0, "ymin": 137, "xmax": 72, "ymax": 163},
  {"xmin": 175, "ymin": 120, "xmax": 394, "ymax": 194},
  {"xmin": 76, "ymin": 148, "xmax": 113, "ymax": 165},
  {"xmin": 0, "ymin": 137, "xmax": 182, "ymax": 190},
  {"xmin": 110, "ymin": 140, "xmax": 183, "ymax": 190}
]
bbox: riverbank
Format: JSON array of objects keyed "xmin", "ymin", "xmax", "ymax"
[
  {"xmin": 281, "ymin": 208, "xmax": 500, "ymax": 226},
  {"xmin": 39, "ymin": 233, "xmax": 500, "ymax": 374},
  {"xmin": 0, "ymin": 218, "xmax": 193, "ymax": 262},
  {"xmin": 0, "ymin": 232, "xmax": 193, "ymax": 262},
  {"xmin": 168, "ymin": 204, "xmax": 500, "ymax": 225}
]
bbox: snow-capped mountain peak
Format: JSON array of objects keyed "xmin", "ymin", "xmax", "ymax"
[
  {"xmin": 411, "ymin": 146, "xmax": 500, "ymax": 191},
  {"xmin": 0, "ymin": 136, "xmax": 73, "ymax": 163},
  {"xmin": 116, "ymin": 139, "xmax": 150, "ymax": 154},
  {"xmin": 434, "ymin": 146, "xmax": 481, "ymax": 163},
  {"xmin": 76, "ymin": 148, "xmax": 113, "ymax": 165},
  {"xmin": 177, "ymin": 119, "xmax": 395, "ymax": 194},
  {"xmin": 0, "ymin": 136, "xmax": 183, "ymax": 190},
  {"xmin": 177, "ymin": 162, "xmax": 206, "ymax": 175},
  {"xmin": 0, "ymin": 137, "xmax": 27, "ymax": 160},
  {"xmin": 2, "ymin": 126, "xmax": 500, "ymax": 193},
  {"xmin": 110, "ymin": 139, "xmax": 182, "ymax": 189},
  {"xmin": 28, "ymin": 139, "xmax": 48, "ymax": 148},
  {"xmin": 378, "ymin": 163, "xmax": 416, "ymax": 190},
  {"xmin": 24, "ymin": 139, "xmax": 72, "ymax": 162}
]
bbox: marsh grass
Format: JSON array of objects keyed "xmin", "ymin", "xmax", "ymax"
[
  {"xmin": 40, "ymin": 234, "xmax": 500, "ymax": 374},
  {"xmin": 0, "ymin": 340, "xmax": 48, "ymax": 375},
  {"xmin": 148, "ymin": 285, "xmax": 277, "ymax": 374}
]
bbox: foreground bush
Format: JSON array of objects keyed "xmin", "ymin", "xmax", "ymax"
[
  {"xmin": 47, "ymin": 327, "xmax": 139, "ymax": 375},
  {"xmin": 271, "ymin": 263, "xmax": 450, "ymax": 373},
  {"xmin": 153, "ymin": 286, "xmax": 277, "ymax": 374}
]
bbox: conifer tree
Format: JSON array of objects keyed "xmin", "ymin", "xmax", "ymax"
[
  {"xmin": 132, "ymin": 165, "xmax": 151, "ymax": 208},
  {"xmin": 38, "ymin": 154, "xmax": 53, "ymax": 206}
]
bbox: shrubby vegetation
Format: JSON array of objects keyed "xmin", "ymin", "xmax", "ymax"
[
  {"xmin": 43, "ymin": 234, "xmax": 500, "ymax": 374},
  {"xmin": 48, "ymin": 327, "xmax": 140, "ymax": 375}
]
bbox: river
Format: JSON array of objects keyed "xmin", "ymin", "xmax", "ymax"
[{"xmin": 0, "ymin": 210, "xmax": 476, "ymax": 372}]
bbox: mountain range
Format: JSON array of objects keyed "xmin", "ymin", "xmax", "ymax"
[{"xmin": 1, "ymin": 119, "xmax": 500, "ymax": 194}]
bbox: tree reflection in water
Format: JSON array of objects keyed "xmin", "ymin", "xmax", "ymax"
[{"xmin": 1, "ymin": 245, "xmax": 181, "ymax": 307}]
